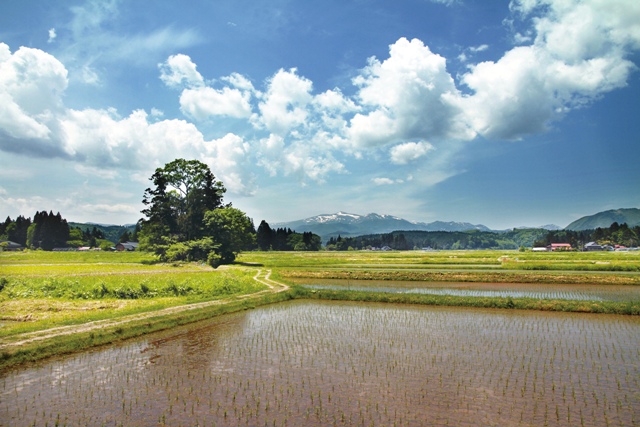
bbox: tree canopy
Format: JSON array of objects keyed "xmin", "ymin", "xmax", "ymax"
[{"xmin": 141, "ymin": 158, "xmax": 227, "ymax": 241}]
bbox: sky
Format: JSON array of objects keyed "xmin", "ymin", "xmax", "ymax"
[{"xmin": 0, "ymin": 0, "xmax": 639, "ymax": 230}]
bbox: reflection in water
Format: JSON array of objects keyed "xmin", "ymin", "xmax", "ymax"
[
  {"xmin": 1, "ymin": 300, "xmax": 638, "ymax": 426},
  {"xmin": 294, "ymin": 278, "xmax": 640, "ymax": 302}
]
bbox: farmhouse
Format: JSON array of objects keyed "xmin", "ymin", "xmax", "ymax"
[
  {"xmin": 116, "ymin": 241, "xmax": 139, "ymax": 251},
  {"xmin": 547, "ymin": 243, "xmax": 572, "ymax": 251},
  {"xmin": 584, "ymin": 242, "xmax": 604, "ymax": 251}
]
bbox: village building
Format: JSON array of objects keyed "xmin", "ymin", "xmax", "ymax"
[
  {"xmin": 584, "ymin": 241, "xmax": 604, "ymax": 251},
  {"xmin": 0, "ymin": 240, "xmax": 24, "ymax": 251},
  {"xmin": 547, "ymin": 243, "xmax": 572, "ymax": 251},
  {"xmin": 116, "ymin": 241, "xmax": 139, "ymax": 251}
]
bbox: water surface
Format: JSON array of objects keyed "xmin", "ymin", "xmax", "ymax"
[
  {"xmin": 1, "ymin": 301, "xmax": 638, "ymax": 426},
  {"xmin": 292, "ymin": 278, "xmax": 640, "ymax": 302}
]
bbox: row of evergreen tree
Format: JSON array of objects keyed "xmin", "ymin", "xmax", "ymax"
[
  {"xmin": 1, "ymin": 212, "xmax": 136, "ymax": 250},
  {"xmin": 256, "ymin": 221, "xmax": 322, "ymax": 251},
  {"xmin": 0, "ymin": 211, "xmax": 70, "ymax": 250}
]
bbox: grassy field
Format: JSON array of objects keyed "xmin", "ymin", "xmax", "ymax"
[
  {"xmin": 0, "ymin": 251, "xmax": 266, "ymax": 338},
  {"xmin": 238, "ymin": 249, "xmax": 640, "ymax": 284},
  {"xmin": 1, "ymin": 249, "xmax": 639, "ymax": 370}
]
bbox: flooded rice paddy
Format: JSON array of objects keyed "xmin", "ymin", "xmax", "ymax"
[
  {"xmin": 1, "ymin": 300, "xmax": 639, "ymax": 426},
  {"xmin": 293, "ymin": 278, "xmax": 640, "ymax": 302}
]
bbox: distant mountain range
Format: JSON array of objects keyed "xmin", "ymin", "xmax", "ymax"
[
  {"xmin": 69, "ymin": 207, "xmax": 639, "ymax": 244},
  {"xmin": 565, "ymin": 208, "xmax": 640, "ymax": 231},
  {"xmin": 273, "ymin": 212, "xmax": 555, "ymax": 242}
]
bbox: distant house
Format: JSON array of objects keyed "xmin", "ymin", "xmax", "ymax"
[
  {"xmin": 532, "ymin": 247, "xmax": 549, "ymax": 252},
  {"xmin": 547, "ymin": 243, "xmax": 572, "ymax": 251},
  {"xmin": 584, "ymin": 242, "xmax": 604, "ymax": 251},
  {"xmin": 116, "ymin": 241, "xmax": 139, "ymax": 251},
  {"xmin": 0, "ymin": 240, "xmax": 23, "ymax": 251}
]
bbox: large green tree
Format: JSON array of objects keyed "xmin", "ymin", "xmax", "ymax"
[
  {"xmin": 203, "ymin": 207, "xmax": 256, "ymax": 265},
  {"xmin": 140, "ymin": 159, "xmax": 227, "ymax": 246}
]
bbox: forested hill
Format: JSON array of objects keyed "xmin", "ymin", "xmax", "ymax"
[
  {"xmin": 68, "ymin": 223, "xmax": 137, "ymax": 244},
  {"xmin": 565, "ymin": 208, "xmax": 640, "ymax": 230},
  {"xmin": 328, "ymin": 228, "xmax": 549, "ymax": 250}
]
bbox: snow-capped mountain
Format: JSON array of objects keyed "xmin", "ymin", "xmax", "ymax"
[{"xmin": 273, "ymin": 212, "xmax": 491, "ymax": 241}]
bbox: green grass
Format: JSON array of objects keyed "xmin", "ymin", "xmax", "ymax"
[
  {"xmin": 0, "ymin": 249, "xmax": 157, "ymax": 264},
  {"xmin": 238, "ymin": 249, "xmax": 640, "ymax": 272},
  {"xmin": 0, "ymin": 251, "xmax": 267, "ymax": 338},
  {"xmin": 291, "ymin": 286, "xmax": 640, "ymax": 315}
]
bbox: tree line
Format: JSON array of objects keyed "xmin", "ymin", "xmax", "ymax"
[
  {"xmin": 326, "ymin": 228, "xmax": 552, "ymax": 251},
  {"xmin": 256, "ymin": 221, "xmax": 322, "ymax": 251},
  {"xmin": 532, "ymin": 222, "xmax": 640, "ymax": 248},
  {"xmin": 0, "ymin": 212, "xmax": 133, "ymax": 250}
]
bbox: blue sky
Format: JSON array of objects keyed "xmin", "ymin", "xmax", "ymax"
[{"xmin": 1, "ymin": 0, "xmax": 639, "ymax": 229}]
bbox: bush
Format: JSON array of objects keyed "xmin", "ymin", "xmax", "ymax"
[
  {"xmin": 208, "ymin": 252, "xmax": 222, "ymax": 268},
  {"xmin": 165, "ymin": 238, "xmax": 220, "ymax": 263}
]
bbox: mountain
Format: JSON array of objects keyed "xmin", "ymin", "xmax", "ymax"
[
  {"xmin": 565, "ymin": 208, "xmax": 640, "ymax": 230},
  {"xmin": 68, "ymin": 222, "xmax": 136, "ymax": 244},
  {"xmin": 273, "ymin": 212, "xmax": 491, "ymax": 242}
]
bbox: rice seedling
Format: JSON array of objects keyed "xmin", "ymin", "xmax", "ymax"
[{"xmin": 1, "ymin": 300, "xmax": 638, "ymax": 426}]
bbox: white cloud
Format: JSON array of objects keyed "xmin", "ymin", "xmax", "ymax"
[
  {"xmin": 458, "ymin": 0, "xmax": 640, "ymax": 140},
  {"xmin": 347, "ymin": 37, "xmax": 475, "ymax": 149},
  {"xmin": 0, "ymin": 44, "xmax": 67, "ymax": 146},
  {"xmin": 372, "ymin": 177, "xmax": 396, "ymax": 185},
  {"xmin": 159, "ymin": 54, "xmax": 204, "ymax": 89},
  {"xmin": 202, "ymin": 133, "xmax": 256, "ymax": 195},
  {"xmin": 80, "ymin": 65, "xmax": 100, "ymax": 85},
  {"xmin": 390, "ymin": 141, "xmax": 434, "ymax": 164},
  {"xmin": 257, "ymin": 68, "xmax": 313, "ymax": 135},
  {"xmin": 159, "ymin": 55, "xmax": 254, "ymax": 120},
  {"xmin": 48, "ymin": 28, "xmax": 57, "ymax": 43},
  {"xmin": 281, "ymin": 147, "xmax": 345, "ymax": 184},
  {"xmin": 222, "ymin": 73, "xmax": 256, "ymax": 92},
  {"xmin": 469, "ymin": 44, "xmax": 489, "ymax": 53},
  {"xmin": 180, "ymin": 86, "xmax": 252, "ymax": 120}
]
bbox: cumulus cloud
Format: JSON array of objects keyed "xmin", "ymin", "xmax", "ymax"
[
  {"xmin": 0, "ymin": 43, "xmax": 67, "ymax": 150},
  {"xmin": 159, "ymin": 54, "xmax": 204, "ymax": 89},
  {"xmin": 180, "ymin": 86, "xmax": 253, "ymax": 120},
  {"xmin": 257, "ymin": 68, "xmax": 313, "ymax": 135},
  {"xmin": 347, "ymin": 37, "xmax": 475, "ymax": 150},
  {"xmin": 390, "ymin": 141, "xmax": 434, "ymax": 164},
  {"xmin": 457, "ymin": 0, "xmax": 640, "ymax": 140},
  {"xmin": 202, "ymin": 133, "xmax": 255, "ymax": 195},
  {"xmin": 159, "ymin": 56, "xmax": 254, "ymax": 121}
]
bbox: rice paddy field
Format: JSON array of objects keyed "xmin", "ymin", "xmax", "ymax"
[
  {"xmin": 1, "ymin": 249, "xmax": 639, "ymax": 425},
  {"xmin": 1, "ymin": 300, "xmax": 638, "ymax": 426}
]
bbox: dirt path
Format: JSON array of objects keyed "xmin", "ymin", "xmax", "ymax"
[{"xmin": 0, "ymin": 269, "xmax": 288, "ymax": 351}]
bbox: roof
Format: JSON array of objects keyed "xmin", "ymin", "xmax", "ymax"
[
  {"xmin": 117, "ymin": 241, "xmax": 139, "ymax": 249},
  {"xmin": 0, "ymin": 240, "xmax": 23, "ymax": 249}
]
